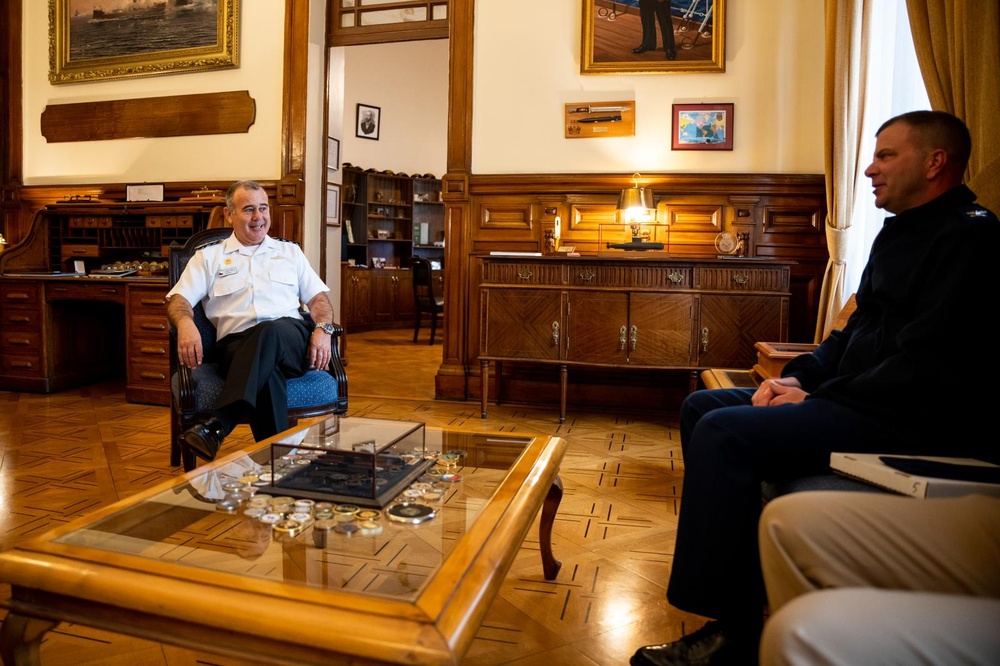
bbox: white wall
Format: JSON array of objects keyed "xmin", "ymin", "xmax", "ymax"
[
  {"xmin": 22, "ymin": 0, "xmax": 287, "ymax": 185},
  {"xmin": 339, "ymin": 40, "xmax": 449, "ymax": 177},
  {"xmin": 473, "ymin": 0, "xmax": 826, "ymax": 174}
]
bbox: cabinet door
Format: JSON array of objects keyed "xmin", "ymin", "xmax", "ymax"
[
  {"xmin": 394, "ymin": 271, "xmax": 415, "ymax": 320},
  {"xmin": 627, "ymin": 292, "xmax": 694, "ymax": 366},
  {"xmin": 372, "ymin": 270, "xmax": 396, "ymax": 323},
  {"xmin": 342, "ymin": 267, "xmax": 372, "ymax": 327},
  {"xmin": 696, "ymin": 294, "xmax": 784, "ymax": 367},
  {"xmin": 481, "ymin": 288, "xmax": 563, "ymax": 360},
  {"xmin": 565, "ymin": 291, "xmax": 628, "ymax": 365}
]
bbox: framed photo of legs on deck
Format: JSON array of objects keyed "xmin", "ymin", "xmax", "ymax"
[{"xmin": 582, "ymin": 0, "xmax": 725, "ymax": 74}]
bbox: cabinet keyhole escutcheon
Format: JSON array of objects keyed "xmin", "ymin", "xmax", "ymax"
[
  {"xmin": 701, "ymin": 326, "xmax": 710, "ymax": 352},
  {"xmin": 630, "ymin": 325, "xmax": 638, "ymax": 350},
  {"xmin": 551, "ymin": 321, "xmax": 559, "ymax": 346},
  {"xmin": 619, "ymin": 325, "xmax": 627, "ymax": 350}
]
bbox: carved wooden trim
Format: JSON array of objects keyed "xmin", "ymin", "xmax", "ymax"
[{"xmin": 40, "ymin": 91, "xmax": 256, "ymax": 143}]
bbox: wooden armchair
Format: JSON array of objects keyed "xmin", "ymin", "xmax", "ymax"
[{"xmin": 167, "ymin": 228, "xmax": 348, "ymax": 471}]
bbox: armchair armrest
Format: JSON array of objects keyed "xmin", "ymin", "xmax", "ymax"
[{"xmin": 752, "ymin": 341, "xmax": 818, "ymax": 381}]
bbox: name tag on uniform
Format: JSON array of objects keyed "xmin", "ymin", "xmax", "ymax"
[{"xmin": 217, "ymin": 266, "xmax": 239, "ymax": 277}]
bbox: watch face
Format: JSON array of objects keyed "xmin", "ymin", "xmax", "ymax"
[{"xmin": 317, "ymin": 323, "xmax": 335, "ymax": 334}]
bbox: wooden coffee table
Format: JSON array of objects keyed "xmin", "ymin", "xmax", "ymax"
[{"xmin": 0, "ymin": 417, "xmax": 566, "ymax": 665}]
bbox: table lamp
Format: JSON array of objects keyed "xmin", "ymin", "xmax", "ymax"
[{"xmin": 607, "ymin": 173, "xmax": 664, "ymax": 251}]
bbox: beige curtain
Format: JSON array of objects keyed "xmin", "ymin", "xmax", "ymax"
[
  {"xmin": 906, "ymin": 0, "xmax": 1000, "ymax": 213},
  {"xmin": 815, "ymin": 0, "xmax": 870, "ymax": 342}
]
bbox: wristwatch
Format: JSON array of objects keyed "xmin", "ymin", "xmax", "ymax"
[{"xmin": 315, "ymin": 322, "xmax": 336, "ymax": 335}]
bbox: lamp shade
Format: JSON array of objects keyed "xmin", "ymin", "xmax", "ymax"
[{"xmin": 617, "ymin": 186, "xmax": 654, "ymax": 212}]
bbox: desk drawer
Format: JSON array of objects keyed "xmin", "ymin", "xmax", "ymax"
[
  {"xmin": 46, "ymin": 281, "xmax": 126, "ymax": 302},
  {"xmin": 1, "ymin": 308, "xmax": 40, "ymax": 328},
  {"xmin": 0, "ymin": 352, "xmax": 42, "ymax": 376},
  {"xmin": 1, "ymin": 282, "xmax": 40, "ymax": 306},
  {"xmin": 60, "ymin": 244, "xmax": 100, "ymax": 259},
  {"xmin": 1, "ymin": 330, "xmax": 40, "ymax": 352},
  {"xmin": 128, "ymin": 360, "xmax": 170, "ymax": 390},
  {"xmin": 130, "ymin": 314, "xmax": 168, "ymax": 337},
  {"xmin": 128, "ymin": 290, "xmax": 168, "ymax": 314}
]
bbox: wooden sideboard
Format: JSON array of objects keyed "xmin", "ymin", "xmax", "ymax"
[{"xmin": 478, "ymin": 254, "xmax": 790, "ymax": 421}]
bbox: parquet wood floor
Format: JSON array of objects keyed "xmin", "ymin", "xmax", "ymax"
[{"xmin": 0, "ymin": 329, "xmax": 706, "ymax": 665}]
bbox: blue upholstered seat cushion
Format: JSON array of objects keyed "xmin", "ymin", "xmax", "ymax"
[{"xmin": 172, "ymin": 364, "xmax": 340, "ymax": 413}]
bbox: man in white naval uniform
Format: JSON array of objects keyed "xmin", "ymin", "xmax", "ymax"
[{"xmin": 166, "ymin": 180, "xmax": 336, "ymax": 461}]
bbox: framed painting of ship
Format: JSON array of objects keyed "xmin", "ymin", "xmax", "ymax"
[
  {"xmin": 50, "ymin": 0, "xmax": 239, "ymax": 84},
  {"xmin": 582, "ymin": 0, "xmax": 726, "ymax": 74}
]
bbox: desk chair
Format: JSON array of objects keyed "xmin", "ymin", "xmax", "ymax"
[
  {"xmin": 168, "ymin": 228, "xmax": 348, "ymax": 471},
  {"xmin": 411, "ymin": 257, "xmax": 444, "ymax": 345}
]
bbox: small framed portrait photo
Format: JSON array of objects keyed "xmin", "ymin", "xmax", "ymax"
[
  {"xmin": 672, "ymin": 103, "xmax": 734, "ymax": 151},
  {"xmin": 356, "ymin": 103, "xmax": 381, "ymax": 140}
]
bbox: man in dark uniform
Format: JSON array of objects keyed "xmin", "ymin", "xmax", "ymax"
[
  {"xmin": 633, "ymin": 0, "xmax": 676, "ymax": 60},
  {"xmin": 166, "ymin": 180, "xmax": 336, "ymax": 461},
  {"xmin": 631, "ymin": 110, "xmax": 1000, "ymax": 665}
]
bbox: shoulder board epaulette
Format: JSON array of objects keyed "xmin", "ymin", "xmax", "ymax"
[
  {"xmin": 274, "ymin": 237, "xmax": 301, "ymax": 246},
  {"xmin": 195, "ymin": 238, "xmax": 225, "ymax": 250}
]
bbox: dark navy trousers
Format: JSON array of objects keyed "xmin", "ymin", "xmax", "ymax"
[
  {"xmin": 214, "ymin": 317, "xmax": 311, "ymax": 442},
  {"xmin": 666, "ymin": 388, "xmax": 931, "ymax": 628}
]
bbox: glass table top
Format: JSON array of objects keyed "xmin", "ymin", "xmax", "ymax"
[{"xmin": 53, "ymin": 416, "xmax": 537, "ymax": 603}]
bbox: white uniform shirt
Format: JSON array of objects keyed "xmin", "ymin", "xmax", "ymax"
[{"xmin": 167, "ymin": 234, "xmax": 329, "ymax": 341}]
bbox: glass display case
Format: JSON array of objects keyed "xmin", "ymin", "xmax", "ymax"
[{"xmin": 268, "ymin": 417, "xmax": 431, "ymax": 506}]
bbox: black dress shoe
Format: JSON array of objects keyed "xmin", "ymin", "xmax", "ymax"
[
  {"xmin": 633, "ymin": 45, "xmax": 653, "ymax": 54},
  {"xmin": 666, "ymin": 48, "xmax": 677, "ymax": 60},
  {"xmin": 630, "ymin": 621, "xmax": 731, "ymax": 666},
  {"xmin": 183, "ymin": 417, "xmax": 226, "ymax": 462}
]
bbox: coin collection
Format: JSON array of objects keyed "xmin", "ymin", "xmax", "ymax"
[{"xmin": 215, "ymin": 449, "xmax": 468, "ymax": 546}]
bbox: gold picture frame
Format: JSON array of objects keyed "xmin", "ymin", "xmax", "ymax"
[
  {"xmin": 49, "ymin": 0, "xmax": 239, "ymax": 84},
  {"xmin": 582, "ymin": 0, "xmax": 725, "ymax": 74}
]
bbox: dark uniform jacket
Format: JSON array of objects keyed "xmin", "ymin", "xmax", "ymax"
[{"xmin": 782, "ymin": 185, "xmax": 999, "ymax": 461}]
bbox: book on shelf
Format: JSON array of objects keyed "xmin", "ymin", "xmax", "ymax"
[{"xmin": 830, "ymin": 452, "xmax": 1000, "ymax": 499}]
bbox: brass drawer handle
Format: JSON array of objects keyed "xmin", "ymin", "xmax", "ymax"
[
  {"xmin": 517, "ymin": 268, "xmax": 533, "ymax": 281},
  {"xmin": 140, "ymin": 371, "xmax": 167, "ymax": 380},
  {"xmin": 579, "ymin": 269, "xmax": 595, "ymax": 282},
  {"xmin": 733, "ymin": 271, "xmax": 749, "ymax": 285},
  {"xmin": 668, "ymin": 271, "xmax": 683, "ymax": 284},
  {"xmin": 140, "ymin": 322, "xmax": 166, "ymax": 331},
  {"xmin": 10, "ymin": 360, "xmax": 34, "ymax": 369},
  {"xmin": 140, "ymin": 298, "xmax": 166, "ymax": 306},
  {"xmin": 10, "ymin": 337, "xmax": 31, "ymax": 346},
  {"xmin": 4, "ymin": 292, "xmax": 31, "ymax": 301},
  {"xmin": 139, "ymin": 347, "xmax": 167, "ymax": 356}
]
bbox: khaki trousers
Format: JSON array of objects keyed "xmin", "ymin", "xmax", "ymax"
[{"xmin": 758, "ymin": 492, "xmax": 1000, "ymax": 665}]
